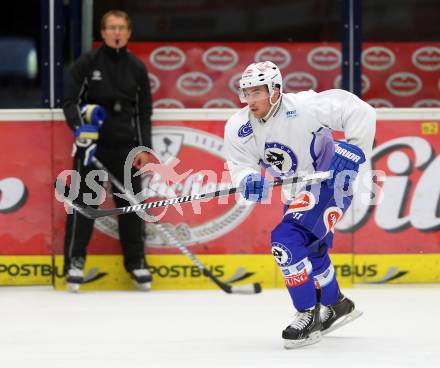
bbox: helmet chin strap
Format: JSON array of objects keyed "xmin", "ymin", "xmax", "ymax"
[{"xmin": 262, "ymin": 92, "xmax": 281, "ymax": 122}]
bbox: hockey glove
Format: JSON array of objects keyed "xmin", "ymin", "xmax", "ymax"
[
  {"xmin": 72, "ymin": 124, "xmax": 100, "ymax": 166},
  {"xmin": 72, "ymin": 105, "xmax": 106, "ymax": 166},
  {"xmin": 74, "ymin": 124, "xmax": 99, "ymax": 141},
  {"xmin": 240, "ymin": 173, "xmax": 271, "ymax": 202},
  {"xmin": 72, "ymin": 124, "xmax": 99, "ymax": 166},
  {"xmin": 74, "ymin": 104, "xmax": 106, "ymax": 141},
  {"xmin": 80, "ymin": 104, "xmax": 106, "ymax": 128},
  {"xmin": 327, "ymin": 142, "xmax": 365, "ymax": 191},
  {"xmin": 72, "ymin": 136, "xmax": 97, "ymax": 167}
]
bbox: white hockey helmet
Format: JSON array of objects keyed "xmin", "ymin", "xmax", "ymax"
[{"xmin": 238, "ymin": 61, "xmax": 282, "ymax": 103}]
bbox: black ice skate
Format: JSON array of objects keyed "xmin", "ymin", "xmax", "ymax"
[
  {"xmin": 65, "ymin": 257, "xmax": 85, "ymax": 293},
  {"xmin": 320, "ymin": 293, "xmax": 363, "ymax": 335},
  {"xmin": 130, "ymin": 268, "xmax": 153, "ymax": 291},
  {"xmin": 66, "ymin": 266, "xmax": 84, "ymax": 293},
  {"xmin": 282, "ymin": 306, "xmax": 322, "ymax": 349}
]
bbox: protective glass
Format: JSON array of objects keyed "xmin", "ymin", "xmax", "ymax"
[{"xmin": 238, "ymin": 86, "xmax": 270, "ymax": 103}]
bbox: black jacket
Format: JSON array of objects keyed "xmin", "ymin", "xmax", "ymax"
[{"xmin": 63, "ymin": 44, "xmax": 152, "ymax": 148}]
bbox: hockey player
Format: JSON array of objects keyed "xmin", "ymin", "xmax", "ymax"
[{"xmin": 224, "ymin": 61, "xmax": 376, "ymax": 348}]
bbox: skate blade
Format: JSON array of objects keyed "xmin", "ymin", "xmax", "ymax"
[
  {"xmin": 67, "ymin": 283, "xmax": 81, "ymax": 293},
  {"xmin": 133, "ymin": 281, "xmax": 152, "ymax": 291},
  {"xmin": 284, "ymin": 331, "xmax": 322, "ymax": 349},
  {"xmin": 322, "ymin": 309, "xmax": 363, "ymax": 336}
]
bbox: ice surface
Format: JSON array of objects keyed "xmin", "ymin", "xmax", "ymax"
[{"xmin": 0, "ymin": 286, "xmax": 439, "ymax": 368}]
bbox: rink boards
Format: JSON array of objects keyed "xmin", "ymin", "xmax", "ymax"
[
  {"xmin": 0, "ymin": 254, "xmax": 439, "ymax": 290},
  {"xmin": 0, "ymin": 109, "xmax": 439, "ymax": 289}
]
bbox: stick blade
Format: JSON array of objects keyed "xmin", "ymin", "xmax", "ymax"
[{"xmin": 230, "ymin": 283, "xmax": 262, "ymax": 294}]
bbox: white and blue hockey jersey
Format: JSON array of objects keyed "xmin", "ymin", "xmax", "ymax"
[{"xmin": 224, "ymin": 89, "xmax": 376, "ymax": 195}]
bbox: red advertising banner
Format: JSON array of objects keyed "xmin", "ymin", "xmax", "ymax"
[
  {"xmin": 51, "ymin": 119, "xmax": 440, "ymax": 257},
  {"xmin": 352, "ymin": 120, "xmax": 440, "ymax": 254},
  {"xmin": 362, "ymin": 43, "xmax": 440, "ymax": 108},
  {"xmin": 126, "ymin": 42, "xmax": 440, "ymax": 108},
  {"xmin": 129, "ymin": 42, "xmax": 341, "ymax": 109},
  {"xmin": 1, "ymin": 117, "xmax": 439, "ymax": 258},
  {"xmin": 0, "ymin": 122, "xmax": 53, "ymax": 255}
]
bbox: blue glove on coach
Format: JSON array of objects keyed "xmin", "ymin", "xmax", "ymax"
[
  {"xmin": 80, "ymin": 104, "xmax": 106, "ymax": 128},
  {"xmin": 74, "ymin": 124, "xmax": 99, "ymax": 141},
  {"xmin": 72, "ymin": 137, "xmax": 97, "ymax": 167},
  {"xmin": 72, "ymin": 105, "xmax": 107, "ymax": 166},
  {"xmin": 327, "ymin": 142, "xmax": 366, "ymax": 190},
  {"xmin": 240, "ymin": 173, "xmax": 271, "ymax": 202}
]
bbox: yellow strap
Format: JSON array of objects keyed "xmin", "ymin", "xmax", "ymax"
[
  {"xmin": 84, "ymin": 104, "xmax": 98, "ymax": 124},
  {"xmin": 79, "ymin": 131, "xmax": 99, "ymax": 140}
]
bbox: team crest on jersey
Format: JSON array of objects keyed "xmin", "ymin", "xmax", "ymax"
[
  {"xmin": 238, "ymin": 121, "xmax": 253, "ymax": 138},
  {"xmin": 91, "ymin": 70, "xmax": 102, "ymax": 81},
  {"xmin": 323, "ymin": 206, "xmax": 343, "ymax": 234},
  {"xmin": 285, "ymin": 191, "xmax": 316, "ymax": 215},
  {"xmin": 263, "ymin": 142, "xmax": 298, "ymax": 177},
  {"xmin": 271, "ymin": 242, "xmax": 292, "ymax": 267}
]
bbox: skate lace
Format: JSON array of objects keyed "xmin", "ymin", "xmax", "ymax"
[
  {"xmin": 320, "ymin": 306, "xmax": 332, "ymax": 323},
  {"xmin": 290, "ymin": 310, "xmax": 313, "ymax": 330}
]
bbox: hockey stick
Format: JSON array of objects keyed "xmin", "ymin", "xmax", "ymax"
[
  {"xmin": 91, "ymin": 157, "xmax": 262, "ymax": 295},
  {"xmin": 71, "ymin": 170, "xmax": 331, "ymax": 220}
]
